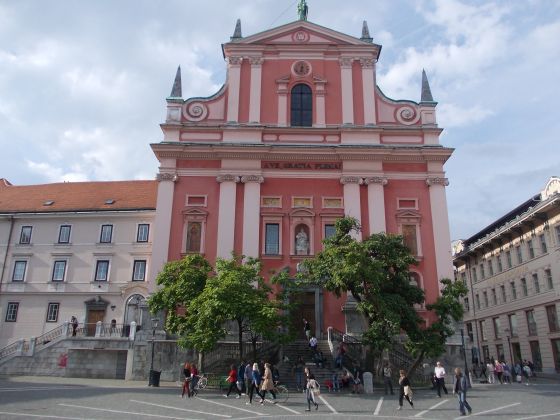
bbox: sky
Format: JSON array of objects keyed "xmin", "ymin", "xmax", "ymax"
[{"xmin": 0, "ymin": 0, "xmax": 559, "ymax": 241}]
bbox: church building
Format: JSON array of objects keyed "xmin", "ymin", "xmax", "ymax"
[{"xmin": 149, "ymin": 10, "xmax": 454, "ymax": 337}]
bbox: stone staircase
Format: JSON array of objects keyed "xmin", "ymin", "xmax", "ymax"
[{"xmin": 277, "ymin": 339, "xmax": 341, "ymax": 390}]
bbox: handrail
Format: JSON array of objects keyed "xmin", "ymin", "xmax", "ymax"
[{"xmin": 0, "ymin": 340, "xmax": 21, "ymax": 360}]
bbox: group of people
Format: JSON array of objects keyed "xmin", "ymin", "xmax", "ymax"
[
  {"xmin": 473, "ymin": 358, "xmax": 534, "ymax": 385},
  {"xmin": 181, "ymin": 361, "xmax": 200, "ymax": 398},
  {"xmin": 429, "ymin": 361, "xmax": 472, "ymax": 416}
]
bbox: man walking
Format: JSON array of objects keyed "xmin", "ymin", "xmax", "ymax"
[
  {"xmin": 434, "ymin": 361, "xmax": 448, "ymax": 397},
  {"xmin": 383, "ymin": 362, "xmax": 394, "ymax": 395},
  {"xmin": 452, "ymin": 367, "xmax": 472, "ymax": 416}
]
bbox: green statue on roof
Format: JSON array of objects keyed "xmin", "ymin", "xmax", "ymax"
[{"xmin": 297, "ymin": 0, "xmax": 308, "ymax": 21}]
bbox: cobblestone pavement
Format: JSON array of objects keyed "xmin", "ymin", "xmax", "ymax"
[{"xmin": 0, "ymin": 376, "xmax": 559, "ymax": 419}]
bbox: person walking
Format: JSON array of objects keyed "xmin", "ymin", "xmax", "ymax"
[
  {"xmin": 237, "ymin": 361, "xmax": 246, "ymax": 395},
  {"xmin": 522, "ymin": 361, "xmax": 532, "ymax": 386},
  {"xmin": 244, "ymin": 361, "xmax": 253, "ymax": 401},
  {"xmin": 397, "ymin": 369, "xmax": 414, "ymax": 410},
  {"xmin": 294, "ymin": 356, "xmax": 305, "ymax": 391},
  {"xmin": 190, "ymin": 363, "xmax": 199, "ymax": 396},
  {"xmin": 434, "ymin": 361, "xmax": 448, "ymax": 397},
  {"xmin": 309, "ymin": 335, "xmax": 318, "ymax": 353},
  {"xmin": 502, "ymin": 361, "xmax": 511, "ymax": 384},
  {"xmin": 181, "ymin": 362, "xmax": 192, "ymax": 398},
  {"xmin": 246, "ymin": 363, "xmax": 264, "ymax": 405},
  {"xmin": 486, "ymin": 360, "xmax": 495, "ymax": 384},
  {"xmin": 305, "ymin": 371, "xmax": 320, "ymax": 411},
  {"xmin": 452, "ymin": 367, "xmax": 472, "ymax": 416},
  {"xmin": 494, "ymin": 360, "xmax": 504, "ymax": 384},
  {"xmin": 260, "ymin": 363, "xmax": 277, "ymax": 404},
  {"xmin": 224, "ymin": 364, "xmax": 241, "ymax": 398},
  {"xmin": 303, "ymin": 318, "xmax": 311, "ymax": 340},
  {"xmin": 383, "ymin": 362, "xmax": 394, "ymax": 395}
]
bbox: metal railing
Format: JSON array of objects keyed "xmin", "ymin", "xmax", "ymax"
[
  {"xmin": 327, "ymin": 326, "xmax": 364, "ymax": 372},
  {"xmin": 0, "ymin": 340, "xmax": 22, "ymax": 361}
]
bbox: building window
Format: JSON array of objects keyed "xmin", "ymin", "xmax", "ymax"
[
  {"xmin": 290, "ymin": 83, "xmax": 312, "ymax": 127},
  {"xmin": 480, "ymin": 263, "xmax": 485, "ymax": 280},
  {"xmin": 527, "ymin": 239, "xmax": 535, "ymax": 259},
  {"xmin": 466, "ymin": 322, "xmax": 474, "ymax": 342},
  {"xmin": 186, "ymin": 195, "xmax": 207, "ymax": 207},
  {"xmin": 324, "ymin": 224, "xmax": 336, "ymax": 239},
  {"xmin": 547, "ymin": 305, "xmax": 559, "ymax": 333},
  {"xmin": 58, "ymin": 225, "xmax": 71, "ymax": 244},
  {"xmin": 137, "ymin": 224, "xmax": 149, "ymax": 242},
  {"xmin": 545, "ymin": 269, "xmax": 553, "ymax": 290},
  {"xmin": 526, "ymin": 309, "xmax": 537, "ymax": 335},
  {"xmin": 261, "ymin": 196, "xmax": 282, "ymax": 208},
  {"xmin": 511, "ymin": 281, "xmax": 517, "ymax": 300},
  {"xmin": 483, "ymin": 291, "xmax": 488, "ymax": 307},
  {"xmin": 556, "ymin": 225, "xmax": 560, "ymax": 245},
  {"xmin": 493, "ymin": 317, "xmax": 501, "ymax": 339},
  {"xmin": 539, "ymin": 234, "xmax": 547, "ymax": 254},
  {"xmin": 46, "ymin": 303, "xmax": 59, "ymax": 322},
  {"xmin": 506, "ymin": 250, "xmax": 512, "ymax": 269},
  {"xmin": 480, "ymin": 320, "xmax": 486, "ymax": 341},
  {"xmin": 496, "ymin": 343, "xmax": 504, "ymax": 361},
  {"xmin": 94, "ymin": 260, "xmax": 109, "ymax": 281},
  {"xmin": 100, "ymin": 224, "xmax": 113, "ymax": 243},
  {"xmin": 508, "ymin": 313, "xmax": 518, "ymax": 337},
  {"xmin": 5, "ymin": 302, "xmax": 19, "ymax": 322},
  {"xmin": 497, "ymin": 255, "xmax": 503, "ymax": 272},
  {"xmin": 52, "ymin": 261, "xmax": 66, "ymax": 282},
  {"xmin": 402, "ymin": 224, "xmax": 418, "ymax": 256},
  {"xmin": 475, "ymin": 294, "xmax": 480, "ymax": 310},
  {"xmin": 12, "ymin": 261, "xmax": 27, "ymax": 282},
  {"xmin": 265, "ymin": 223, "xmax": 280, "ymax": 255},
  {"xmin": 19, "ymin": 226, "xmax": 32, "ymax": 244},
  {"xmin": 464, "ymin": 297, "xmax": 470, "ymax": 311},
  {"xmin": 516, "ymin": 246, "xmax": 523, "ymax": 264},
  {"xmin": 500, "ymin": 285, "xmax": 506, "ymax": 303},
  {"xmin": 533, "ymin": 273, "xmax": 540, "ymax": 294},
  {"xmin": 186, "ymin": 222, "xmax": 202, "ymax": 253},
  {"xmin": 471, "ymin": 267, "xmax": 478, "ymax": 283},
  {"xmin": 488, "ymin": 260, "xmax": 494, "ymax": 277},
  {"xmin": 482, "ymin": 345, "xmax": 489, "ymax": 361},
  {"xmin": 491, "ymin": 288, "xmax": 497, "ymax": 305},
  {"xmin": 521, "ymin": 278, "xmax": 528, "ymax": 296},
  {"xmin": 461, "ymin": 272, "xmax": 466, "ymax": 283},
  {"xmin": 132, "ymin": 260, "xmax": 146, "ymax": 281}
]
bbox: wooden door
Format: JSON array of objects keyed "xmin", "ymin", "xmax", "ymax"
[
  {"xmin": 290, "ymin": 291, "xmax": 316, "ymax": 339},
  {"xmin": 87, "ymin": 309, "xmax": 105, "ymax": 336}
]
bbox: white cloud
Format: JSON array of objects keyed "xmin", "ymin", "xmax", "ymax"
[{"xmin": 437, "ymin": 103, "xmax": 494, "ymax": 128}]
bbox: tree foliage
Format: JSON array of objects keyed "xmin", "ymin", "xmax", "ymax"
[
  {"xmin": 299, "ymin": 216, "xmax": 467, "ymax": 366},
  {"xmin": 148, "ymin": 254, "xmax": 287, "ymax": 360}
]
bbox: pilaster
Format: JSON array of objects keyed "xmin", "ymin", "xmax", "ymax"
[
  {"xmin": 339, "ymin": 57, "xmax": 355, "ymax": 125},
  {"xmin": 364, "ymin": 176, "xmax": 387, "ymax": 234},
  {"xmin": 216, "ymin": 174, "xmax": 240, "ymax": 258},
  {"xmin": 340, "ymin": 176, "xmax": 362, "ymax": 240},
  {"xmin": 248, "ymin": 57, "xmax": 264, "ymax": 123},
  {"xmin": 240, "ymin": 175, "xmax": 264, "ymax": 258},
  {"xmin": 226, "ymin": 56, "xmax": 243, "ymax": 123},
  {"xmin": 359, "ymin": 58, "xmax": 376, "ymax": 125}
]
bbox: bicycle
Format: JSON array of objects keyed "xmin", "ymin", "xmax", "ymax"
[
  {"xmin": 272, "ymin": 382, "xmax": 289, "ymax": 403},
  {"xmin": 191, "ymin": 374, "xmax": 208, "ymax": 396}
]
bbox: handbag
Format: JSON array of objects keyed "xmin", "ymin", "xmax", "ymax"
[
  {"xmin": 516, "ymin": 375, "xmax": 522, "ymax": 382},
  {"xmin": 404, "ymin": 385, "xmax": 413, "ymax": 396}
]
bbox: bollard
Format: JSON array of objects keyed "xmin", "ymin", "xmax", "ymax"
[{"xmin": 363, "ymin": 371, "xmax": 374, "ymax": 394}]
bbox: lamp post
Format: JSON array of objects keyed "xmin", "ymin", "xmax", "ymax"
[
  {"xmin": 460, "ymin": 328, "xmax": 471, "ymax": 388},
  {"xmin": 148, "ymin": 318, "xmax": 159, "ymax": 386},
  {"xmin": 504, "ymin": 328, "xmax": 514, "ymax": 366}
]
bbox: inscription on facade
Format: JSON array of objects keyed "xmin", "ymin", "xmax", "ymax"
[{"xmin": 262, "ymin": 161, "xmax": 341, "ymax": 170}]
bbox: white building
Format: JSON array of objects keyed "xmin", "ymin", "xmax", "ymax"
[
  {"xmin": 454, "ymin": 177, "xmax": 560, "ymax": 374},
  {"xmin": 0, "ymin": 179, "xmax": 156, "ymax": 347}
]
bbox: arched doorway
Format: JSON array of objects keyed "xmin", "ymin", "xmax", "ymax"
[{"xmin": 124, "ymin": 294, "xmax": 148, "ymax": 334}]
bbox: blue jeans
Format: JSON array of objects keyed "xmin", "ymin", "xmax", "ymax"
[
  {"xmin": 295, "ymin": 371, "xmax": 303, "ymax": 389},
  {"xmin": 457, "ymin": 391, "xmax": 472, "ymax": 415}
]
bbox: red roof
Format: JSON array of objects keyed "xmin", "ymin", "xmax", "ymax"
[{"xmin": 0, "ymin": 180, "xmax": 157, "ymax": 213}]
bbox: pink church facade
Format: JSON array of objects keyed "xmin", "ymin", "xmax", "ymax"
[{"xmin": 149, "ymin": 19, "xmax": 454, "ymax": 337}]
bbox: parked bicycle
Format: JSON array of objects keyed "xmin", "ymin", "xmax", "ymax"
[{"xmin": 272, "ymin": 382, "xmax": 289, "ymax": 403}]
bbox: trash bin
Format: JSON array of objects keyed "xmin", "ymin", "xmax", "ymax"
[{"xmin": 149, "ymin": 370, "xmax": 161, "ymax": 387}]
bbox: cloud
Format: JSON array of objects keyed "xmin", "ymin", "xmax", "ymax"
[{"xmin": 437, "ymin": 103, "xmax": 494, "ymax": 128}]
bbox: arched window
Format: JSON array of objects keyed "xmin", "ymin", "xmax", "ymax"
[{"xmin": 290, "ymin": 84, "xmax": 312, "ymax": 127}]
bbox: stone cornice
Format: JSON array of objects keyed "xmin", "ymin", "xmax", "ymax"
[
  {"xmin": 240, "ymin": 175, "xmax": 264, "ymax": 184},
  {"xmin": 216, "ymin": 174, "xmax": 240, "ymax": 183},
  {"xmin": 363, "ymin": 176, "xmax": 388, "ymax": 186},
  {"xmin": 156, "ymin": 173, "xmax": 178, "ymax": 182},
  {"xmin": 340, "ymin": 176, "xmax": 363, "ymax": 185},
  {"xmin": 426, "ymin": 177, "xmax": 449, "ymax": 186}
]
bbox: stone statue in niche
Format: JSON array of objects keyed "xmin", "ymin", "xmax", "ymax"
[{"xmin": 295, "ymin": 228, "xmax": 309, "ymax": 255}]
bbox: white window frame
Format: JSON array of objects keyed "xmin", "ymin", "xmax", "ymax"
[
  {"xmin": 261, "ymin": 196, "xmax": 282, "ymax": 208},
  {"xmin": 99, "ymin": 224, "xmax": 113, "ymax": 244},
  {"xmin": 58, "ymin": 225, "xmax": 72, "ymax": 244},
  {"xmin": 136, "ymin": 224, "xmax": 150, "ymax": 243},
  {"xmin": 396, "ymin": 198, "xmax": 419, "ymax": 210},
  {"xmin": 94, "ymin": 260, "xmax": 110, "ymax": 282},
  {"xmin": 545, "ymin": 268, "xmax": 553, "ymax": 290},
  {"xmin": 532, "ymin": 273, "xmax": 540, "ymax": 294},
  {"xmin": 261, "ymin": 215, "xmax": 283, "ymax": 256},
  {"xmin": 321, "ymin": 197, "xmax": 344, "ymax": 209},
  {"xmin": 539, "ymin": 234, "xmax": 547, "ymax": 254},
  {"xmin": 46, "ymin": 303, "xmax": 60, "ymax": 322},
  {"xmin": 5, "ymin": 302, "xmax": 19, "ymax": 322},
  {"xmin": 185, "ymin": 195, "xmax": 208, "ymax": 207},
  {"xmin": 51, "ymin": 260, "xmax": 67, "ymax": 282},
  {"xmin": 182, "ymin": 208, "xmax": 208, "ymax": 255},
  {"xmin": 12, "ymin": 260, "xmax": 27, "ymax": 282},
  {"xmin": 132, "ymin": 260, "xmax": 147, "ymax": 281},
  {"xmin": 19, "ymin": 226, "xmax": 32, "ymax": 244}
]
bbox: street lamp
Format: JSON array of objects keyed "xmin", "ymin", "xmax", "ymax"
[
  {"xmin": 148, "ymin": 318, "xmax": 159, "ymax": 386},
  {"xmin": 460, "ymin": 328, "xmax": 471, "ymax": 388},
  {"xmin": 504, "ymin": 328, "xmax": 514, "ymax": 366}
]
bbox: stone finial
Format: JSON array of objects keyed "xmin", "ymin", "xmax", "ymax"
[
  {"xmin": 420, "ymin": 69, "xmax": 435, "ymax": 103},
  {"xmin": 360, "ymin": 20, "xmax": 373, "ymax": 43},
  {"xmin": 168, "ymin": 66, "xmax": 182, "ymax": 99},
  {"xmin": 231, "ymin": 19, "xmax": 242, "ymax": 40}
]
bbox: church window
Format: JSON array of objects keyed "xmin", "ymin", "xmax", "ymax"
[
  {"xmin": 265, "ymin": 223, "xmax": 280, "ymax": 255},
  {"xmin": 401, "ymin": 224, "xmax": 418, "ymax": 256},
  {"xmin": 186, "ymin": 222, "xmax": 202, "ymax": 253},
  {"xmin": 290, "ymin": 84, "xmax": 312, "ymax": 127}
]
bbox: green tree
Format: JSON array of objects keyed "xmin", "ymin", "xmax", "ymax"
[
  {"xmin": 148, "ymin": 254, "xmax": 287, "ymax": 361},
  {"xmin": 299, "ymin": 216, "xmax": 467, "ymax": 373}
]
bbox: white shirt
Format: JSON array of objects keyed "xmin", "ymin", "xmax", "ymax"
[
  {"xmin": 309, "ymin": 337, "xmax": 317, "ymax": 347},
  {"xmin": 434, "ymin": 366, "xmax": 446, "ymax": 379}
]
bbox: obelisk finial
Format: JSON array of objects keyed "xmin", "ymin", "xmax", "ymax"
[
  {"xmin": 168, "ymin": 66, "xmax": 182, "ymax": 99},
  {"xmin": 361, "ymin": 21, "xmax": 373, "ymax": 43},
  {"xmin": 420, "ymin": 69, "xmax": 435, "ymax": 103},
  {"xmin": 297, "ymin": 0, "xmax": 308, "ymax": 21},
  {"xmin": 231, "ymin": 19, "xmax": 242, "ymax": 41}
]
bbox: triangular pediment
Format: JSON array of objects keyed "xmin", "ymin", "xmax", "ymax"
[
  {"xmin": 227, "ymin": 20, "xmax": 379, "ymax": 48},
  {"xmin": 396, "ymin": 209, "xmax": 421, "ymax": 220}
]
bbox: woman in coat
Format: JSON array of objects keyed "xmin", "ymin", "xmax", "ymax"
[
  {"xmin": 247, "ymin": 363, "xmax": 264, "ymax": 405},
  {"xmin": 397, "ymin": 369, "xmax": 414, "ymax": 410},
  {"xmin": 260, "ymin": 363, "xmax": 277, "ymax": 404},
  {"xmin": 181, "ymin": 362, "xmax": 191, "ymax": 398}
]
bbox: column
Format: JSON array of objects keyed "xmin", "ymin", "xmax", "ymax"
[
  {"xmin": 340, "ymin": 176, "xmax": 362, "ymax": 240},
  {"xmin": 314, "ymin": 79, "xmax": 326, "ymax": 127},
  {"xmin": 216, "ymin": 174, "xmax": 240, "ymax": 258},
  {"xmin": 359, "ymin": 58, "xmax": 377, "ymax": 125},
  {"xmin": 241, "ymin": 175, "xmax": 264, "ymax": 257},
  {"xmin": 339, "ymin": 57, "xmax": 355, "ymax": 125},
  {"xmin": 226, "ymin": 56, "xmax": 243, "ymax": 123},
  {"xmin": 276, "ymin": 80, "xmax": 288, "ymax": 127},
  {"xmin": 248, "ymin": 57, "xmax": 264, "ymax": 123},
  {"xmin": 364, "ymin": 177, "xmax": 387, "ymax": 233},
  {"xmin": 426, "ymin": 177, "xmax": 454, "ymax": 289},
  {"xmin": 148, "ymin": 172, "xmax": 177, "ymax": 292}
]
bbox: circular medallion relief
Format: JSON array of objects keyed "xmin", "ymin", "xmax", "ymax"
[
  {"xmin": 183, "ymin": 101, "xmax": 208, "ymax": 122},
  {"xmin": 292, "ymin": 60, "xmax": 311, "ymax": 77},
  {"xmin": 292, "ymin": 30, "xmax": 310, "ymax": 43}
]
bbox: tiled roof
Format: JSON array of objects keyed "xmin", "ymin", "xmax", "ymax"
[{"xmin": 0, "ymin": 180, "xmax": 157, "ymax": 213}]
